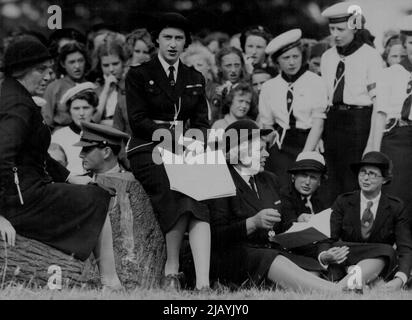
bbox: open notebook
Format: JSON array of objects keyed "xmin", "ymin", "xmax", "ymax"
[
  {"xmin": 271, "ymin": 208, "xmax": 332, "ymax": 249},
  {"xmin": 159, "ymin": 147, "xmax": 236, "ymax": 201}
]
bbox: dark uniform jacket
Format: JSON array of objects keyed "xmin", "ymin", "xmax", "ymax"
[
  {"xmin": 280, "ymin": 184, "xmax": 326, "ymax": 232},
  {"xmin": 125, "ymin": 56, "xmax": 210, "ymax": 155},
  {"xmin": 318, "ymin": 191, "xmax": 412, "ymax": 276},
  {"xmin": 209, "ymin": 166, "xmax": 322, "ymax": 285},
  {"xmin": 0, "ymin": 77, "xmax": 69, "ymax": 211}
]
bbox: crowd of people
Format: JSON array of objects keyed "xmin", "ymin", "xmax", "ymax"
[{"xmin": 1, "ymin": 1, "xmax": 412, "ymax": 294}]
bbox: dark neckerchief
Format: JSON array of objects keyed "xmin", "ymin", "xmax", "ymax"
[
  {"xmin": 69, "ymin": 122, "xmax": 82, "ymax": 135},
  {"xmin": 336, "ymin": 38, "xmax": 364, "ymax": 57},
  {"xmin": 281, "ymin": 64, "xmax": 308, "ymax": 84},
  {"xmin": 336, "ymin": 28, "xmax": 376, "ymax": 57},
  {"xmin": 400, "ymin": 57, "xmax": 412, "ymax": 73}
]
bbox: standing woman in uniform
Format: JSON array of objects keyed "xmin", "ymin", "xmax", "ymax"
[
  {"xmin": 367, "ymin": 16, "xmax": 412, "ymax": 211},
  {"xmin": 259, "ymin": 29, "xmax": 328, "ymax": 186},
  {"xmin": 320, "ymin": 2, "xmax": 383, "ymax": 206},
  {"xmin": 125, "ymin": 13, "xmax": 211, "ymax": 291}
]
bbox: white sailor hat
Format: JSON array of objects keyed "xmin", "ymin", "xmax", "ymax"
[
  {"xmin": 60, "ymin": 82, "xmax": 97, "ymax": 107},
  {"xmin": 399, "ymin": 15, "xmax": 412, "ymax": 36},
  {"xmin": 321, "ymin": 2, "xmax": 362, "ymax": 24},
  {"xmin": 288, "ymin": 151, "xmax": 327, "ymax": 174},
  {"xmin": 265, "ymin": 29, "xmax": 302, "ymax": 58}
]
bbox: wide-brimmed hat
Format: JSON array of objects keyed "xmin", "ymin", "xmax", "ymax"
[
  {"xmin": 2, "ymin": 35, "xmax": 52, "ymax": 74},
  {"xmin": 288, "ymin": 151, "xmax": 327, "ymax": 174},
  {"xmin": 223, "ymin": 119, "xmax": 272, "ymax": 152},
  {"xmin": 350, "ymin": 151, "xmax": 392, "ymax": 178}
]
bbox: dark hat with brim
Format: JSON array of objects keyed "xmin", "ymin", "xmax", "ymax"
[
  {"xmin": 224, "ymin": 119, "xmax": 272, "ymax": 152},
  {"xmin": 2, "ymin": 35, "xmax": 52, "ymax": 74},
  {"xmin": 288, "ymin": 151, "xmax": 327, "ymax": 174},
  {"xmin": 74, "ymin": 121, "xmax": 129, "ymax": 147},
  {"xmin": 350, "ymin": 151, "xmax": 392, "ymax": 176}
]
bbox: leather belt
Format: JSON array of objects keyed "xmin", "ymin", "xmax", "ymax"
[
  {"xmin": 153, "ymin": 119, "xmax": 177, "ymax": 125},
  {"xmin": 329, "ymin": 104, "xmax": 372, "ymax": 111}
]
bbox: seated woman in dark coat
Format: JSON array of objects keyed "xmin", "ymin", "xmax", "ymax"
[
  {"xmin": 210, "ymin": 119, "xmax": 351, "ymax": 292},
  {"xmin": 280, "ymin": 151, "xmax": 328, "ymax": 232},
  {"xmin": 317, "ymin": 152, "xmax": 412, "ymax": 291},
  {"xmin": 0, "ymin": 36, "xmax": 122, "ymax": 291}
]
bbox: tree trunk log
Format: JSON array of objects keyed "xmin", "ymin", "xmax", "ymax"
[
  {"xmin": 0, "ymin": 173, "xmax": 166, "ymax": 290},
  {"xmin": 0, "ymin": 235, "xmax": 88, "ymax": 288}
]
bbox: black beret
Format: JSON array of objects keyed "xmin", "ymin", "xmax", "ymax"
[{"xmin": 2, "ymin": 35, "xmax": 52, "ymax": 74}]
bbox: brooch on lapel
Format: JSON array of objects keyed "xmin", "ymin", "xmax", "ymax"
[{"xmin": 149, "ymin": 80, "xmax": 154, "ymax": 85}]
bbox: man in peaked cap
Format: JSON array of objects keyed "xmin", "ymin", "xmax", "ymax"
[{"xmin": 74, "ymin": 121, "xmax": 129, "ymax": 178}]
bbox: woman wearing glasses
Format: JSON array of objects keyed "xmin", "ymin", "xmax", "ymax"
[{"xmin": 316, "ymin": 152, "xmax": 412, "ymax": 292}]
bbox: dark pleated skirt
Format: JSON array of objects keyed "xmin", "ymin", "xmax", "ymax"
[
  {"xmin": 265, "ymin": 128, "xmax": 309, "ymax": 187},
  {"xmin": 5, "ymin": 182, "xmax": 111, "ymax": 261},
  {"xmin": 381, "ymin": 126, "xmax": 412, "ymax": 211},
  {"xmin": 325, "ymin": 241, "xmax": 397, "ymax": 282},
  {"xmin": 322, "ymin": 107, "xmax": 372, "ymax": 206},
  {"xmin": 212, "ymin": 243, "xmax": 324, "ymax": 286},
  {"xmin": 129, "ymin": 148, "xmax": 209, "ymax": 233}
]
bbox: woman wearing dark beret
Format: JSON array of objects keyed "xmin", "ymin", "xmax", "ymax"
[
  {"xmin": 125, "ymin": 12, "xmax": 211, "ymax": 291},
  {"xmin": 0, "ymin": 36, "xmax": 121, "ymax": 291}
]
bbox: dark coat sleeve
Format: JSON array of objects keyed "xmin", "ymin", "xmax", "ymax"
[
  {"xmin": 188, "ymin": 74, "xmax": 210, "ymax": 139},
  {"xmin": 125, "ymin": 68, "xmax": 163, "ymax": 141},
  {"xmin": 0, "ymin": 97, "xmax": 31, "ymax": 209},
  {"xmin": 280, "ymin": 187, "xmax": 299, "ymax": 232},
  {"xmin": 209, "ymin": 197, "xmax": 248, "ymax": 247},
  {"xmin": 316, "ymin": 195, "xmax": 345, "ymax": 255},
  {"xmin": 394, "ymin": 203, "xmax": 412, "ymax": 276},
  {"xmin": 46, "ymin": 153, "xmax": 70, "ymax": 182}
]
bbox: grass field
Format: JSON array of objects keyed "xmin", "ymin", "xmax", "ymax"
[{"xmin": 1, "ymin": 285, "xmax": 412, "ymax": 300}]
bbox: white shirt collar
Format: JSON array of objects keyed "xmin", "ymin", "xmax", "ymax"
[
  {"xmin": 158, "ymin": 53, "xmax": 179, "ymax": 81},
  {"xmin": 360, "ymin": 191, "xmax": 381, "ymax": 220}
]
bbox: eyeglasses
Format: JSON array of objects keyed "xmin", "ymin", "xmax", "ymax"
[{"xmin": 359, "ymin": 169, "xmax": 383, "ymax": 179}]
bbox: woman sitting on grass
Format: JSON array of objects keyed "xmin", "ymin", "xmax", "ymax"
[
  {"xmin": 209, "ymin": 119, "xmax": 361, "ymax": 292},
  {"xmin": 317, "ymin": 152, "xmax": 412, "ymax": 291}
]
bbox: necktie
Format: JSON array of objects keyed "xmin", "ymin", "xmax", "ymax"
[
  {"xmin": 361, "ymin": 201, "xmax": 374, "ymax": 239},
  {"xmin": 249, "ymin": 176, "xmax": 259, "ymax": 198},
  {"xmin": 400, "ymin": 75, "xmax": 412, "ymax": 121},
  {"xmin": 332, "ymin": 59, "xmax": 345, "ymax": 105},
  {"xmin": 302, "ymin": 196, "xmax": 314, "ymax": 215},
  {"xmin": 287, "ymin": 84, "xmax": 296, "ymax": 128},
  {"xmin": 168, "ymin": 65, "xmax": 175, "ymax": 87}
]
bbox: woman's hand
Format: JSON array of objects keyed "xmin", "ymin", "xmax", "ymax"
[
  {"xmin": 0, "ymin": 216, "xmax": 16, "ymax": 246},
  {"xmin": 67, "ymin": 175, "xmax": 93, "ymax": 185},
  {"xmin": 320, "ymin": 246, "xmax": 349, "ymax": 265},
  {"xmin": 104, "ymin": 74, "xmax": 118, "ymax": 89},
  {"xmin": 244, "ymin": 55, "xmax": 254, "ymax": 74},
  {"xmin": 252, "ymin": 208, "xmax": 281, "ymax": 230},
  {"xmin": 315, "ymin": 139, "xmax": 324, "ymax": 153},
  {"xmin": 297, "ymin": 213, "xmax": 312, "ymax": 223}
]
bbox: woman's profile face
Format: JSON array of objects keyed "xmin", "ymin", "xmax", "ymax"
[
  {"xmin": 69, "ymin": 98, "xmax": 94, "ymax": 127},
  {"xmin": 101, "ymin": 54, "xmax": 124, "ymax": 80},
  {"xmin": 277, "ymin": 46, "xmax": 302, "ymax": 76},
  {"xmin": 25, "ymin": 60, "xmax": 54, "ymax": 95}
]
